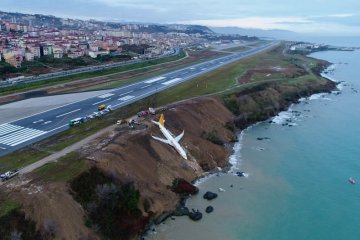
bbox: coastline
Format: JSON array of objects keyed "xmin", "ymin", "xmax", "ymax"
[
  {"xmin": 143, "ymin": 54, "xmax": 338, "ymax": 238},
  {"xmin": 0, "ymin": 46, "xmax": 340, "ymax": 240}
]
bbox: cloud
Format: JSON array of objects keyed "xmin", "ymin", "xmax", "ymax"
[
  {"xmin": 88, "ymin": 0, "xmax": 168, "ymax": 12},
  {"xmin": 181, "ymin": 17, "xmax": 313, "ymax": 30},
  {"xmin": 328, "ymin": 13, "xmax": 354, "ymax": 18},
  {"xmin": 181, "ymin": 16, "xmax": 360, "ymax": 35}
]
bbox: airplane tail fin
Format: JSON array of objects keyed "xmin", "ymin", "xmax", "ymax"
[{"xmin": 159, "ymin": 114, "xmax": 165, "ymax": 127}]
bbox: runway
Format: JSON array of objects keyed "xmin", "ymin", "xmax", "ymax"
[{"xmin": 0, "ymin": 42, "xmax": 276, "ymax": 156}]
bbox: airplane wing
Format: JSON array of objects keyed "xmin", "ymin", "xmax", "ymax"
[
  {"xmin": 152, "ymin": 135, "xmax": 171, "ymax": 145},
  {"xmin": 174, "ymin": 130, "xmax": 184, "ymax": 142}
]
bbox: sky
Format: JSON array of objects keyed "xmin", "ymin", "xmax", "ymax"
[{"xmin": 2, "ymin": 0, "xmax": 360, "ymax": 36}]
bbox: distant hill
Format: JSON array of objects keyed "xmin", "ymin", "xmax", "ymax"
[
  {"xmin": 0, "ymin": 11, "xmax": 213, "ymax": 35},
  {"xmin": 211, "ymin": 27, "xmax": 299, "ymax": 40}
]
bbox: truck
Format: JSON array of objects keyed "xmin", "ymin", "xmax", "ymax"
[
  {"xmin": 0, "ymin": 169, "xmax": 19, "ymax": 181},
  {"xmin": 69, "ymin": 117, "xmax": 86, "ymax": 126},
  {"xmin": 98, "ymin": 104, "xmax": 106, "ymax": 111}
]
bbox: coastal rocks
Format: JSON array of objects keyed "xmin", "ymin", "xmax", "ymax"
[
  {"xmin": 171, "ymin": 178, "xmax": 199, "ymax": 195},
  {"xmin": 173, "ymin": 206, "xmax": 190, "ymax": 217},
  {"xmin": 188, "ymin": 209, "xmax": 203, "ymax": 221},
  {"xmin": 257, "ymin": 137, "xmax": 271, "ymax": 140},
  {"xmin": 231, "ymin": 79, "xmax": 336, "ymax": 130},
  {"xmin": 203, "ymin": 191, "xmax": 218, "ymax": 200},
  {"xmin": 236, "ymin": 171, "xmax": 246, "ymax": 177},
  {"xmin": 154, "ymin": 211, "xmax": 173, "ymax": 224},
  {"xmin": 205, "ymin": 206, "xmax": 214, "ymax": 213}
]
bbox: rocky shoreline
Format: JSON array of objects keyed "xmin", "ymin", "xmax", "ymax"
[
  {"xmin": 141, "ymin": 61, "xmax": 337, "ymax": 238},
  {"xmin": 0, "ymin": 52, "xmax": 337, "ymax": 240}
]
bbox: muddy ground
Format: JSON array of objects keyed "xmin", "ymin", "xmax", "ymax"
[{"xmin": 0, "ymin": 96, "xmax": 236, "ymax": 239}]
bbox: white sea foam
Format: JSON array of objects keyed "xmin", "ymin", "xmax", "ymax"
[
  {"xmin": 241, "ymin": 172, "xmax": 250, "ymax": 178},
  {"xmin": 193, "ymin": 173, "xmax": 217, "ymax": 187},
  {"xmin": 308, "ymin": 93, "xmax": 326, "ymax": 100},
  {"xmin": 321, "ymin": 74, "xmax": 338, "ymax": 83},
  {"xmin": 229, "ymin": 130, "xmax": 245, "ymax": 171},
  {"xmin": 193, "ymin": 131, "xmax": 246, "ymax": 187},
  {"xmin": 336, "ymin": 82, "xmax": 347, "ymax": 90},
  {"xmin": 271, "ymin": 108, "xmax": 294, "ymax": 124}
]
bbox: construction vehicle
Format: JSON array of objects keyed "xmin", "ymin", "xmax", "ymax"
[
  {"xmin": 98, "ymin": 104, "xmax": 106, "ymax": 111},
  {"xmin": 1, "ymin": 169, "xmax": 19, "ymax": 181}
]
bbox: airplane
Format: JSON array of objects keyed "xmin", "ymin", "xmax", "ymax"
[{"xmin": 151, "ymin": 114, "xmax": 187, "ymax": 160}]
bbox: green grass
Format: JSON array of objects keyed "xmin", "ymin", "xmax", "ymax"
[
  {"xmin": 0, "ymin": 50, "xmax": 186, "ymax": 96},
  {"xmin": 0, "ymin": 200, "xmax": 20, "ymax": 217},
  {"xmin": 247, "ymin": 40, "xmax": 269, "ymax": 47},
  {"xmin": 222, "ymin": 46, "xmax": 252, "ymax": 52},
  {"xmin": 77, "ymin": 50, "xmax": 229, "ymax": 92},
  {"xmin": 0, "ymin": 148, "xmax": 50, "ymax": 172},
  {"xmin": 34, "ymin": 152, "xmax": 89, "ymax": 182}
]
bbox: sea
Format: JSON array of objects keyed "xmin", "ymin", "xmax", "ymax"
[{"xmin": 145, "ymin": 37, "xmax": 360, "ymax": 240}]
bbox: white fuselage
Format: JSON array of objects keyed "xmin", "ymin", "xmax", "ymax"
[{"xmin": 158, "ymin": 124, "xmax": 187, "ymax": 160}]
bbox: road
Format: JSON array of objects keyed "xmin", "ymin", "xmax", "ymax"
[
  {"xmin": 0, "ymin": 48, "xmax": 178, "ymax": 88},
  {"xmin": 0, "ymin": 42, "xmax": 276, "ymax": 157}
]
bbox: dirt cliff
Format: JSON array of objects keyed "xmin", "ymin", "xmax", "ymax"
[{"xmin": 85, "ymin": 97, "xmax": 236, "ymax": 219}]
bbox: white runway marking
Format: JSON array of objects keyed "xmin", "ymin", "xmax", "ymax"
[
  {"xmin": 43, "ymin": 121, "xmax": 52, "ymax": 125},
  {"xmin": 97, "ymin": 93, "xmax": 114, "ymax": 99},
  {"xmin": 141, "ymin": 84, "xmax": 152, "ymax": 89},
  {"xmin": 0, "ymin": 123, "xmax": 24, "ymax": 136},
  {"xmin": 201, "ymin": 68, "xmax": 207, "ymax": 71},
  {"xmin": 33, "ymin": 119, "xmax": 44, "ymax": 124},
  {"xmin": 0, "ymin": 125, "xmax": 47, "ymax": 147},
  {"xmin": 92, "ymin": 98, "xmax": 111, "ymax": 105},
  {"xmin": 118, "ymin": 95, "xmax": 135, "ymax": 101},
  {"xmin": 48, "ymin": 124, "xmax": 68, "ymax": 133},
  {"xmin": 144, "ymin": 76, "xmax": 165, "ymax": 84},
  {"xmin": 162, "ymin": 78, "xmax": 182, "ymax": 85},
  {"xmin": 118, "ymin": 90, "xmax": 134, "ymax": 97},
  {"xmin": 55, "ymin": 108, "xmax": 81, "ymax": 118}
]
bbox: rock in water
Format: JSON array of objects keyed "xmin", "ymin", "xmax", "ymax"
[
  {"xmin": 173, "ymin": 206, "xmax": 190, "ymax": 216},
  {"xmin": 203, "ymin": 191, "xmax": 218, "ymax": 200},
  {"xmin": 205, "ymin": 206, "xmax": 214, "ymax": 213},
  {"xmin": 236, "ymin": 171, "xmax": 245, "ymax": 177},
  {"xmin": 189, "ymin": 210, "xmax": 203, "ymax": 221}
]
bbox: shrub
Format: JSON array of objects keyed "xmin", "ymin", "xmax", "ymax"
[
  {"xmin": 223, "ymin": 95, "xmax": 239, "ymax": 115},
  {"xmin": 206, "ymin": 130, "xmax": 224, "ymax": 145}
]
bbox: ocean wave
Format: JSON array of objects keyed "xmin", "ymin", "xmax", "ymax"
[
  {"xmin": 308, "ymin": 93, "xmax": 332, "ymax": 101},
  {"xmin": 336, "ymin": 81, "xmax": 347, "ymax": 90},
  {"xmin": 321, "ymin": 73, "xmax": 339, "ymax": 83},
  {"xmin": 194, "ymin": 131, "xmax": 246, "ymax": 186},
  {"xmin": 229, "ymin": 131, "xmax": 245, "ymax": 171},
  {"xmin": 271, "ymin": 107, "xmax": 294, "ymax": 124},
  {"xmin": 193, "ymin": 173, "xmax": 218, "ymax": 187}
]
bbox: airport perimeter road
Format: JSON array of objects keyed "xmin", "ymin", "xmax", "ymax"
[
  {"xmin": 0, "ymin": 42, "xmax": 276, "ymax": 157},
  {"xmin": 0, "ymin": 48, "xmax": 179, "ymax": 88}
]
